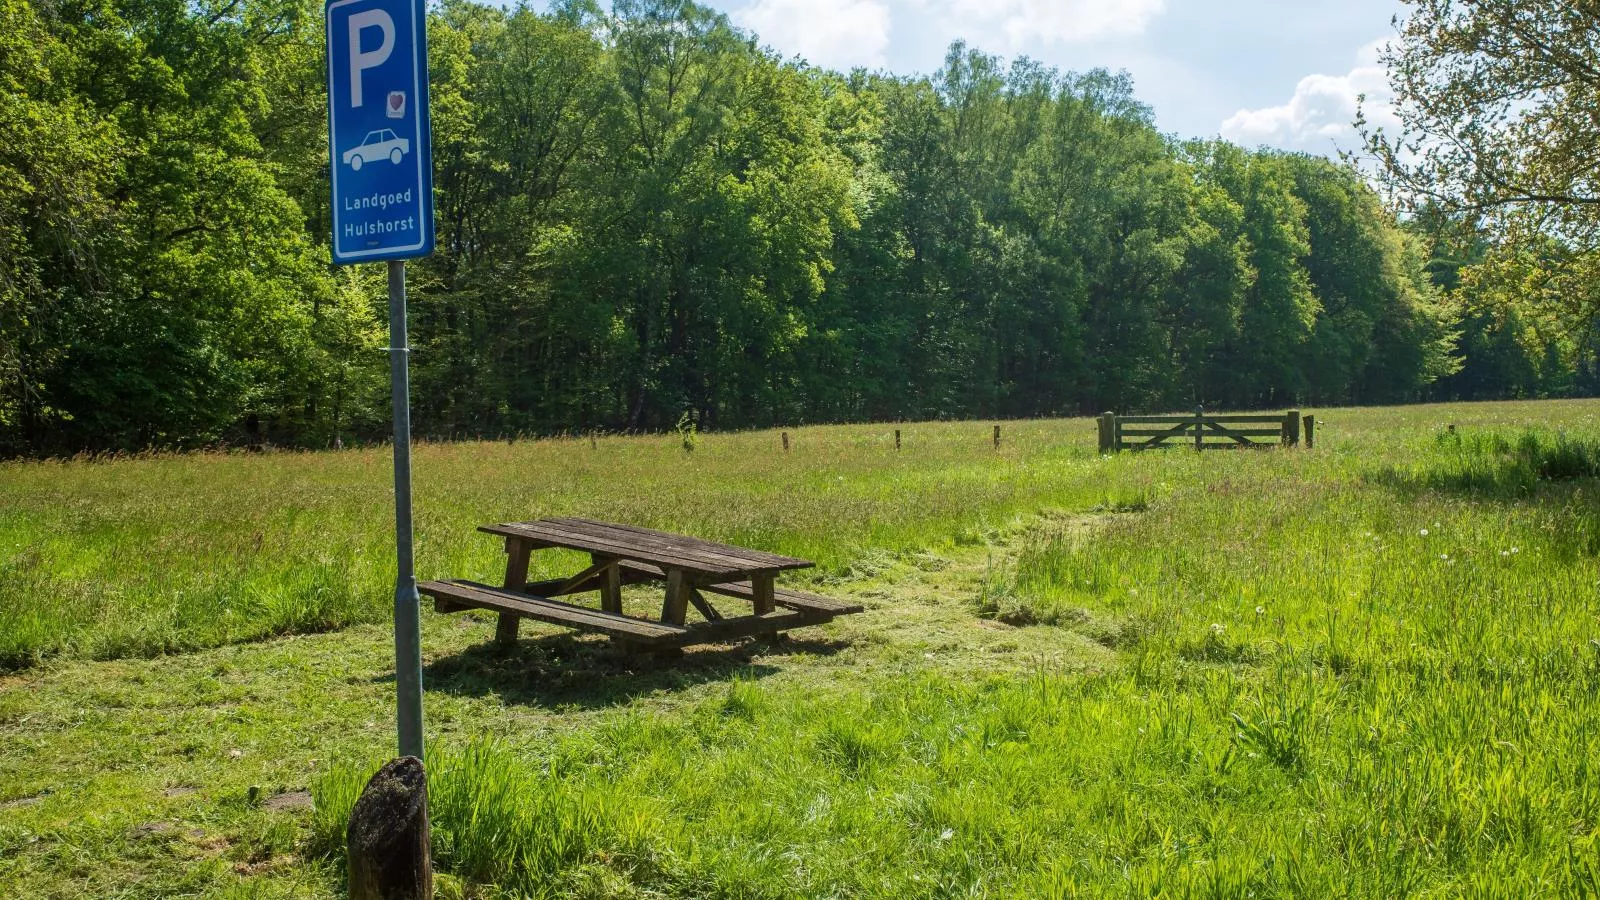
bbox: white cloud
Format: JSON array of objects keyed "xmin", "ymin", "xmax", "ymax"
[
  {"xmin": 912, "ymin": 0, "xmax": 1166, "ymax": 51},
  {"xmin": 734, "ymin": 0, "xmax": 893, "ymax": 70},
  {"xmin": 1219, "ymin": 39, "xmax": 1400, "ymax": 154}
]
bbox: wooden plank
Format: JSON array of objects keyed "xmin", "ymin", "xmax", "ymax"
[
  {"xmin": 548, "ymin": 518, "xmax": 810, "ymax": 570},
  {"xmin": 1116, "ymin": 414, "xmax": 1292, "ymax": 425},
  {"xmin": 420, "ymin": 580, "xmax": 687, "ymax": 643},
  {"xmin": 487, "ymin": 521, "xmax": 804, "ymax": 579},
  {"xmin": 482, "ymin": 523, "xmax": 743, "ymax": 575},
  {"xmin": 696, "ymin": 578, "xmax": 864, "ymax": 616},
  {"xmin": 1201, "ymin": 421, "xmax": 1256, "ymax": 447},
  {"xmin": 1120, "ymin": 426, "xmax": 1207, "ymax": 436},
  {"xmin": 1199, "ymin": 428, "xmax": 1285, "ymax": 438},
  {"xmin": 1134, "ymin": 428, "xmax": 1188, "ymax": 449},
  {"xmin": 677, "ymin": 610, "xmax": 821, "ymax": 644},
  {"xmin": 480, "ymin": 523, "xmax": 781, "ymax": 579},
  {"xmin": 553, "ymin": 558, "xmax": 615, "ymax": 598},
  {"xmin": 686, "ymin": 589, "xmax": 723, "ymax": 622},
  {"xmin": 517, "ymin": 521, "xmax": 750, "ymax": 571},
  {"xmin": 521, "ymin": 565, "xmax": 660, "ymax": 599},
  {"xmin": 551, "ymin": 518, "xmax": 797, "ymax": 566}
]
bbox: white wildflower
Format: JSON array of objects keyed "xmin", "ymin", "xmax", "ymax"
[
  {"xmin": 1255, "ymin": 606, "xmax": 1266, "ymax": 616},
  {"xmin": 1419, "ymin": 529, "xmax": 1429, "ymax": 537},
  {"xmin": 1210, "ymin": 623, "xmax": 1225, "ymax": 635}
]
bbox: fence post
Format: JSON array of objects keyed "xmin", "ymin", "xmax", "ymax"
[
  {"xmin": 993, "ymin": 424, "xmax": 1001, "ymax": 450},
  {"xmin": 348, "ymin": 756, "xmax": 432, "ymax": 900},
  {"xmin": 782, "ymin": 431, "xmax": 790, "ymax": 452},
  {"xmin": 1194, "ymin": 405, "xmax": 1205, "ymax": 452},
  {"xmin": 895, "ymin": 428, "xmax": 901, "ymax": 451},
  {"xmin": 1283, "ymin": 410, "xmax": 1301, "ymax": 447},
  {"xmin": 1303, "ymin": 414, "xmax": 1315, "ymax": 450},
  {"xmin": 1097, "ymin": 414, "xmax": 1112, "ymax": 454}
]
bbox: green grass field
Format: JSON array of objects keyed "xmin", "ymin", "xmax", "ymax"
[{"xmin": 3, "ymin": 400, "xmax": 1599, "ymax": 897}]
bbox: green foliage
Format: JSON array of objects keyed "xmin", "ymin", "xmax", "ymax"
[
  {"xmin": 1366, "ymin": 1, "xmax": 1600, "ymax": 328},
  {"xmin": 0, "ymin": 0, "xmax": 1492, "ymax": 455},
  {"xmin": 674, "ymin": 411, "xmax": 697, "ymax": 453}
]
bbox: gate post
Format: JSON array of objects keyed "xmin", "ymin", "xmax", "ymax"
[
  {"xmin": 1194, "ymin": 405, "xmax": 1205, "ymax": 452},
  {"xmin": 1283, "ymin": 410, "xmax": 1302, "ymax": 447}
]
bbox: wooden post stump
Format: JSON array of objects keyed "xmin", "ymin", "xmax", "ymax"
[
  {"xmin": 1098, "ymin": 412, "xmax": 1115, "ymax": 454},
  {"xmin": 782, "ymin": 431, "xmax": 790, "ymax": 452},
  {"xmin": 348, "ymin": 756, "xmax": 432, "ymax": 900},
  {"xmin": 1193, "ymin": 405, "xmax": 1205, "ymax": 452},
  {"xmin": 993, "ymin": 424, "xmax": 1001, "ymax": 449},
  {"xmin": 1283, "ymin": 410, "xmax": 1302, "ymax": 447},
  {"xmin": 1303, "ymin": 414, "xmax": 1315, "ymax": 450},
  {"xmin": 895, "ymin": 429, "xmax": 901, "ymax": 451}
]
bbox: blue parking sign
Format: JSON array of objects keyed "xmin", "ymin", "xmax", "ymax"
[{"xmin": 326, "ymin": 0, "xmax": 433, "ymax": 263}]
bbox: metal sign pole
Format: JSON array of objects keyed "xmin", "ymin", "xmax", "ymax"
[
  {"xmin": 387, "ymin": 259, "xmax": 424, "ymax": 760},
  {"xmin": 327, "ymin": 0, "xmax": 433, "ymax": 761}
]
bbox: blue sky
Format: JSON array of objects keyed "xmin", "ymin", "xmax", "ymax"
[{"xmin": 709, "ymin": 0, "xmax": 1407, "ymax": 158}]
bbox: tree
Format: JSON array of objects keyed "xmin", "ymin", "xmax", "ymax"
[{"xmin": 1364, "ymin": 0, "xmax": 1600, "ymax": 325}]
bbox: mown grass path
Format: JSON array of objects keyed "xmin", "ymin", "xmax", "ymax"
[{"xmin": 3, "ymin": 400, "xmax": 1599, "ymax": 897}]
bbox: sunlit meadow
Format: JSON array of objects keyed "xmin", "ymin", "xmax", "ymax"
[{"xmin": 3, "ymin": 399, "xmax": 1598, "ymax": 896}]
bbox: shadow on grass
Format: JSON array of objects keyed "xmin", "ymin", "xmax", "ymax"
[{"xmin": 418, "ymin": 631, "xmax": 849, "ymax": 710}]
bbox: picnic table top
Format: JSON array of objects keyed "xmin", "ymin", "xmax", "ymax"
[{"xmin": 479, "ymin": 517, "xmax": 814, "ymax": 580}]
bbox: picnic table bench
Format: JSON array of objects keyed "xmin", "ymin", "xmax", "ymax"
[{"xmin": 419, "ymin": 518, "xmax": 862, "ymax": 651}]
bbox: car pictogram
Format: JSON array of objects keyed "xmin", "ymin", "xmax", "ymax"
[{"xmin": 342, "ymin": 129, "xmax": 410, "ymax": 171}]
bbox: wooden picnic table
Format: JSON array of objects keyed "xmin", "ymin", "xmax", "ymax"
[{"xmin": 419, "ymin": 518, "xmax": 862, "ymax": 651}]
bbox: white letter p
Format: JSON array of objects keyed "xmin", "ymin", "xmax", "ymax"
[{"xmin": 347, "ymin": 9, "xmax": 395, "ymax": 108}]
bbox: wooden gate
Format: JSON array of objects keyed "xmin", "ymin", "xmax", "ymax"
[{"xmin": 1098, "ymin": 407, "xmax": 1314, "ymax": 453}]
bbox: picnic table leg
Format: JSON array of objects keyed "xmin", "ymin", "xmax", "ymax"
[
  {"xmin": 596, "ymin": 554, "xmax": 623, "ymax": 615},
  {"xmin": 751, "ymin": 574, "xmax": 776, "ymax": 615},
  {"xmin": 661, "ymin": 569, "xmax": 690, "ymax": 626},
  {"xmin": 751, "ymin": 574, "xmax": 781, "ymax": 643},
  {"xmin": 497, "ymin": 538, "xmax": 531, "ymax": 647}
]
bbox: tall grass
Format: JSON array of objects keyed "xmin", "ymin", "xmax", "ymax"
[
  {"xmin": 313, "ymin": 651, "xmax": 1600, "ymax": 896},
  {"xmin": 8, "ymin": 399, "xmax": 1600, "ymax": 895},
  {"xmin": 301, "ymin": 403, "xmax": 1600, "ymax": 897},
  {"xmin": 0, "ymin": 420, "xmax": 1118, "ymax": 669}
]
